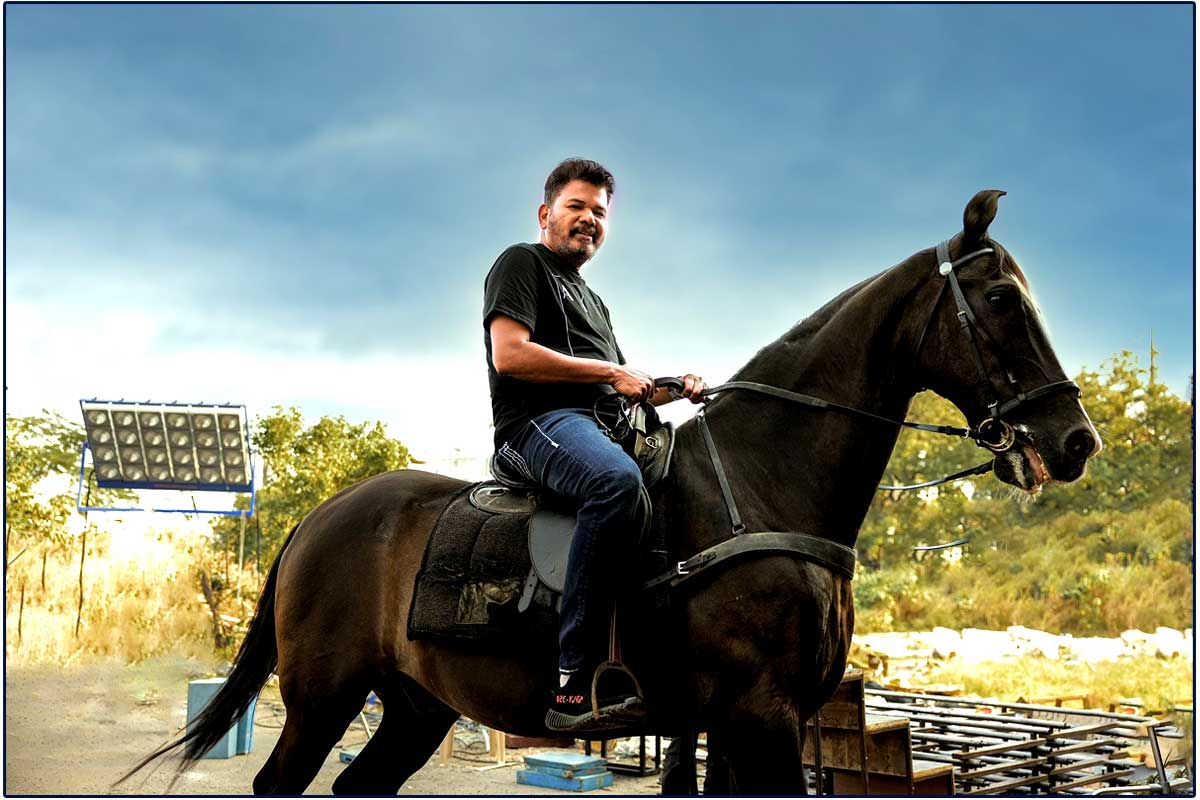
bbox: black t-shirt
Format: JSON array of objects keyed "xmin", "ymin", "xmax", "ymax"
[{"xmin": 483, "ymin": 243, "xmax": 626, "ymax": 449}]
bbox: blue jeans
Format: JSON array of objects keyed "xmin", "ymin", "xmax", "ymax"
[{"xmin": 498, "ymin": 408, "xmax": 644, "ymax": 673}]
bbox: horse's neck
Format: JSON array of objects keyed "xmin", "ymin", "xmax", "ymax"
[{"xmin": 676, "ymin": 257, "xmax": 932, "ymax": 550}]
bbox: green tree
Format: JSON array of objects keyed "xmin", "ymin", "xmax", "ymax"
[
  {"xmin": 5, "ymin": 411, "xmax": 85, "ymax": 561},
  {"xmin": 853, "ymin": 348, "xmax": 1194, "ymax": 635},
  {"xmin": 211, "ymin": 407, "xmax": 413, "ymax": 563},
  {"xmin": 5, "ymin": 411, "xmax": 131, "ymax": 558},
  {"xmin": 1023, "ymin": 350, "xmax": 1193, "ymax": 519},
  {"xmin": 858, "ymin": 391, "xmax": 988, "ymax": 569}
]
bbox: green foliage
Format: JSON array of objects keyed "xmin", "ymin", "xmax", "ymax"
[
  {"xmin": 1031, "ymin": 350, "xmax": 1193, "ymax": 517},
  {"xmin": 210, "ymin": 407, "xmax": 412, "ymax": 563},
  {"xmin": 856, "ymin": 350, "xmax": 1194, "ymax": 635},
  {"xmin": 5, "ymin": 411, "xmax": 130, "ymax": 556},
  {"xmin": 6, "ymin": 411, "xmax": 84, "ymax": 554}
]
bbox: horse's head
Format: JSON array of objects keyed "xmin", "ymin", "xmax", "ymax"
[{"xmin": 913, "ymin": 190, "xmax": 1101, "ymax": 493}]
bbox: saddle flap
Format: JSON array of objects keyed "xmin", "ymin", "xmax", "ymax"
[{"xmin": 528, "ymin": 509, "xmax": 576, "ymax": 595}]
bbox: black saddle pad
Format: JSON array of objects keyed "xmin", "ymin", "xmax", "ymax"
[{"xmin": 407, "ymin": 484, "xmax": 559, "ymax": 643}]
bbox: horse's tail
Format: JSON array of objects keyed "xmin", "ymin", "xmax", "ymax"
[{"xmin": 115, "ymin": 523, "xmax": 301, "ymax": 787}]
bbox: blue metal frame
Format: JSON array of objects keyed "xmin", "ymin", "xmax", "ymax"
[{"xmin": 76, "ymin": 442, "xmax": 257, "ymax": 518}]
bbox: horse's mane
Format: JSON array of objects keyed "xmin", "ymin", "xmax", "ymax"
[
  {"xmin": 724, "ymin": 264, "xmax": 902, "ymax": 388},
  {"xmin": 721, "ymin": 234, "xmax": 1028, "ymax": 401}
]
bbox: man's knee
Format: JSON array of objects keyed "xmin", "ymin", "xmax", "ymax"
[{"xmin": 588, "ymin": 460, "xmax": 643, "ymax": 502}]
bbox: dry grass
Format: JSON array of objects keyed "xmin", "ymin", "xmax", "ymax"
[
  {"xmin": 923, "ymin": 655, "xmax": 1194, "ymax": 714},
  {"xmin": 3, "ymin": 527, "xmax": 254, "ymax": 665}
]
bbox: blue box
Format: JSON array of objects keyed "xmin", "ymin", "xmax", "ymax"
[
  {"xmin": 522, "ymin": 752, "xmax": 606, "ymax": 772},
  {"xmin": 517, "ymin": 769, "xmax": 613, "ymax": 792},
  {"xmin": 235, "ymin": 697, "xmax": 257, "ymax": 754},
  {"xmin": 187, "ymin": 678, "xmax": 256, "ymax": 759}
]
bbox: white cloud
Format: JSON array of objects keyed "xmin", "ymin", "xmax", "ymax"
[{"xmin": 5, "ymin": 300, "xmax": 496, "ymax": 463}]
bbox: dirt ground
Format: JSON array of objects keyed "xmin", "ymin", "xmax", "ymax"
[{"xmin": 4, "ymin": 655, "xmax": 664, "ymax": 795}]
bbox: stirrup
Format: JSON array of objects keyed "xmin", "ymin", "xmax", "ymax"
[
  {"xmin": 591, "ymin": 660, "xmax": 645, "ymax": 717},
  {"xmin": 544, "ymin": 662, "xmax": 646, "ymax": 733}
]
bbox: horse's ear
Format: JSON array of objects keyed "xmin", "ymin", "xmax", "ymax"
[{"xmin": 962, "ymin": 189, "xmax": 1007, "ymax": 246}]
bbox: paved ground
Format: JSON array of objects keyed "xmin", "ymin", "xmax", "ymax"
[{"xmin": 5, "ymin": 656, "xmax": 664, "ymax": 795}]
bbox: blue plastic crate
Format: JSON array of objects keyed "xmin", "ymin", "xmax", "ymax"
[
  {"xmin": 186, "ymin": 678, "xmax": 256, "ymax": 759},
  {"xmin": 517, "ymin": 768, "xmax": 613, "ymax": 792}
]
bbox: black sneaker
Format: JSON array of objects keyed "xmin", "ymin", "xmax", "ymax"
[{"xmin": 544, "ymin": 664, "xmax": 646, "ymax": 732}]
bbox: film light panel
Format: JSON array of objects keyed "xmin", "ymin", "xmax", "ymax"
[{"xmin": 80, "ymin": 400, "xmax": 252, "ymax": 491}]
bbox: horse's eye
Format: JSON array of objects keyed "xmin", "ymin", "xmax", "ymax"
[{"xmin": 986, "ymin": 290, "xmax": 1017, "ymax": 310}]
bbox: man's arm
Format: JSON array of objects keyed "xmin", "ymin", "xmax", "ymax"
[{"xmin": 489, "ymin": 315, "xmax": 655, "ymax": 402}]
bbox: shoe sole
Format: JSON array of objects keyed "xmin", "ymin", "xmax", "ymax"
[{"xmin": 545, "ymin": 697, "xmax": 646, "ymax": 733}]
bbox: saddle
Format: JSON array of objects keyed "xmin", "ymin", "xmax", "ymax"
[
  {"xmin": 473, "ymin": 413, "xmax": 674, "ymax": 612},
  {"xmin": 476, "ymin": 409, "xmax": 673, "ymax": 594},
  {"xmin": 407, "ymin": 414, "xmax": 675, "ymax": 643}
]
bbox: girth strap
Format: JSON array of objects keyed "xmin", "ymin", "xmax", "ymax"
[{"xmin": 642, "ymin": 531, "xmax": 857, "ymax": 593}]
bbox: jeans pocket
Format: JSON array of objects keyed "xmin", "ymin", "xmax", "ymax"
[{"xmin": 498, "ymin": 443, "xmax": 537, "ymax": 484}]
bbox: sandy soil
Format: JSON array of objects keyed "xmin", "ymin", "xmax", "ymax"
[{"xmin": 5, "ymin": 656, "xmax": 663, "ymax": 795}]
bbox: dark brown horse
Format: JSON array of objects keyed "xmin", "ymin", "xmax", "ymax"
[{"xmin": 124, "ymin": 190, "xmax": 1100, "ymax": 794}]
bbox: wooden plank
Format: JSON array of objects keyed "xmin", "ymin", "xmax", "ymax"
[
  {"xmin": 958, "ymin": 756, "xmax": 1048, "ymax": 779},
  {"xmin": 488, "ymin": 727, "xmax": 506, "ymax": 764},
  {"xmin": 803, "ymin": 720, "xmax": 913, "ymax": 775},
  {"xmin": 912, "ymin": 758, "xmax": 954, "ymax": 780},
  {"xmin": 955, "ymin": 736, "xmax": 1050, "ymax": 759},
  {"xmin": 1047, "ymin": 756, "xmax": 1124, "ymax": 777},
  {"xmin": 911, "ymin": 751, "xmax": 957, "ymax": 764},
  {"xmin": 865, "ymin": 712, "xmax": 911, "ymax": 734},
  {"xmin": 1043, "ymin": 721, "xmax": 1119, "ymax": 740},
  {"xmin": 963, "ymin": 772, "xmax": 1048, "ymax": 795},
  {"xmin": 869, "ymin": 707, "xmax": 1051, "ymax": 735},
  {"xmin": 813, "ymin": 700, "xmax": 864, "ymax": 728},
  {"xmin": 910, "ymin": 730, "xmax": 993, "ymax": 749},
  {"xmin": 1042, "ymin": 737, "xmax": 1124, "ymax": 758},
  {"xmin": 1049, "ymin": 768, "xmax": 1136, "ymax": 791}
]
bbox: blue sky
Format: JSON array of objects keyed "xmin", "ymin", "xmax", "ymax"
[{"xmin": 5, "ymin": 4, "xmax": 1193, "ymax": 466}]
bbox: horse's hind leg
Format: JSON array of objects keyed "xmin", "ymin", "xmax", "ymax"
[
  {"xmin": 330, "ymin": 673, "xmax": 460, "ymax": 795},
  {"xmin": 252, "ymin": 678, "xmax": 368, "ymax": 795},
  {"xmin": 711, "ymin": 710, "xmax": 806, "ymax": 795}
]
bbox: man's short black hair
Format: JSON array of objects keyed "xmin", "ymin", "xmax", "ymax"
[{"xmin": 544, "ymin": 158, "xmax": 616, "ymax": 206}]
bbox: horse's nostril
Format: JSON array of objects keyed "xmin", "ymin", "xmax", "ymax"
[{"xmin": 1065, "ymin": 428, "xmax": 1097, "ymax": 460}]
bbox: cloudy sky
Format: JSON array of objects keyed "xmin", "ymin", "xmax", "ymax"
[{"xmin": 6, "ymin": 4, "xmax": 1193, "ymax": 471}]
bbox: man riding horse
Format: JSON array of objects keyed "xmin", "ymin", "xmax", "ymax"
[
  {"xmin": 121, "ymin": 184, "xmax": 1102, "ymax": 795},
  {"xmin": 483, "ymin": 158, "xmax": 705, "ymax": 732}
]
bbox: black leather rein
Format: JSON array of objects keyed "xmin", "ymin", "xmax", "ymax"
[{"xmin": 638, "ymin": 238, "xmax": 1082, "ymax": 595}]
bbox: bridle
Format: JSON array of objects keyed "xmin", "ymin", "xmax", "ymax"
[
  {"xmin": 913, "ymin": 239, "xmax": 1082, "ymax": 453},
  {"xmin": 632, "ymin": 239, "xmax": 1085, "ymax": 592}
]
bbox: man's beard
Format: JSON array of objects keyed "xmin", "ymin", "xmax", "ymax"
[{"xmin": 547, "ymin": 215, "xmax": 597, "ymax": 267}]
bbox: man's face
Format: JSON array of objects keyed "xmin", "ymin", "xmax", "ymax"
[{"xmin": 539, "ymin": 179, "xmax": 610, "ymax": 266}]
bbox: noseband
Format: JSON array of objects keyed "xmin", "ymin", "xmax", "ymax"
[{"xmin": 914, "ymin": 239, "xmax": 1082, "ymax": 452}]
